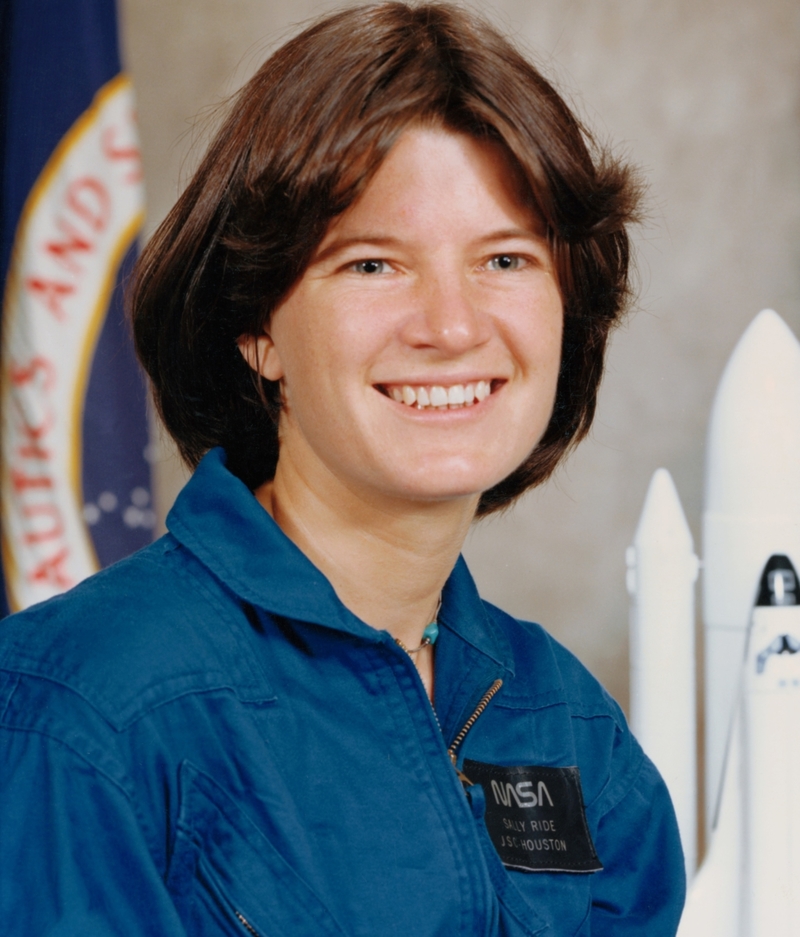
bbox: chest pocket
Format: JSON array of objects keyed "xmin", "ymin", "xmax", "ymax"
[
  {"xmin": 467, "ymin": 783, "xmax": 590, "ymax": 937},
  {"xmin": 166, "ymin": 762, "xmax": 347, "ymax": 937}
]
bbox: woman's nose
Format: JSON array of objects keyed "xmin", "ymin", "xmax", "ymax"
[{"xmin": 401, "ymin": 269, "xmax": 491, "ymax": 356}]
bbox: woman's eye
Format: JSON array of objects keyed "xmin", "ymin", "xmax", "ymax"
[
  {"xmin": 487, "ymin": 254, "xmax": 525, "ymax": 271},
  {"xmin": 351, "ymin": 259, "xmax": 388, "ymax": 274}
]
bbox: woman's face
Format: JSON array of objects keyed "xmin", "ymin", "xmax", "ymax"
[{"xmin": 242, "ymin": 126, "xmax": 563, "ymax": 509}]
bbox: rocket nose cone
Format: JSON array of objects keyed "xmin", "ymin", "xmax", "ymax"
[
  {"xmin": 756, "ymin": 554, "xmax": 799, "ymax": 607},
  {"xmin": 744, "ymin": 307, "xmax": 798, "ymax": 347},
  {"xmin": 705, "ymin": 309, "xmax": 800, "ymax": 515},
  {"xmin": 728, "ymin": 308, "xmax": 800, "ymax": 361},
  {"xmin": 634, "ymin": 467, "xmax": 693, "ymax": 550}
]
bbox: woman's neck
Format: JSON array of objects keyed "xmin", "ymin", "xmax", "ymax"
[{"xmin": 254, "ymin": 450, "xmax": 477, "ymax": 650}]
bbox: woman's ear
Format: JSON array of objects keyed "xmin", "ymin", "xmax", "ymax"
[{"xmin": 237, "ymin": 332, "xmax": 284, "ymax": 382}]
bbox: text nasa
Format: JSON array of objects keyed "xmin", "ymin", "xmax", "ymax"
[{"xmin": 492, "ymin": 779, "xmax": 569, "ymax": 853}]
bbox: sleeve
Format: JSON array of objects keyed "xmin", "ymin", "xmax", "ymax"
[
  {"xmin": 589, "ymin": 749, "xmax": 686, "ymax": 936},
  {"xmin": 0, "ymin": 723, "xmax": 188, "ymax": 937}
]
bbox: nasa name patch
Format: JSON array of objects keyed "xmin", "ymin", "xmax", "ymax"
[{"xmin": 463, "ymin": 760, "xmax": 602, "ymax": 873}]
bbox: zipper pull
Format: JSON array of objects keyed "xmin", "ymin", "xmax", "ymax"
[{"xmin": 450, "ymin": 750, "xmax": 474, "ymax": 786}]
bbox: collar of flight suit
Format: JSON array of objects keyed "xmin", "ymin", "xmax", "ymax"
[{"xmin": 166, "ymin": 448, "xmax": 516, "ymax": 678}]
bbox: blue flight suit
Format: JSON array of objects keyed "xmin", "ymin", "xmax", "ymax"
[{"xmin": 0, "ymin": 448, "xmax": 685, "ymax": 935}]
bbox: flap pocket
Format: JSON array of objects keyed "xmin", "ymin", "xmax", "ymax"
[
  {"xmin": 468, "ymin": 781, "xmax": 592, "ymax": 936},
  {"xmin": 167, "ymin": 762, "xmax": 348, "ymax": 937}
]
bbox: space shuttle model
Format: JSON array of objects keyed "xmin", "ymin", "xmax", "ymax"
[{"xmin": 626, "ymin": 309, "xmax": 800, "ymax": 934}]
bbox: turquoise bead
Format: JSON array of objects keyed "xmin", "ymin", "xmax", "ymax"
[{"xmin": 423, "ymin": 621, "xmax": 439, "ymax": 645}]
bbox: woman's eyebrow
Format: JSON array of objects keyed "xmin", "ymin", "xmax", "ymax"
[
  {"xmin": 313, "ymin": 234, "xmax": 402, "ymax": 263},
  {"xmin": 476, "ymin": 227, "xmax": 545, "ymax": 244}
]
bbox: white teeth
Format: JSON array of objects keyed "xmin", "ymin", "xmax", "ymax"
[
  {"xmin": 387, "ymin": 381, "xmax": 495, "ymax": 409},
  {"xmin": 429, "ymin": 386, "xmax": 448, "ymax": 407},
  {"xmin": 447, "ymin": 385, "xmax": 465, "ymax": 406}
]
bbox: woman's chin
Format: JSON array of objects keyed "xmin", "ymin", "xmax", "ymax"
[{"xmin": 379, "ymin": 467, "xmax": 509, "ymax": 508}]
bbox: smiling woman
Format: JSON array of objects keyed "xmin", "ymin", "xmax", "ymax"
[
  {"xmin": 0, "ymin": 4, "xmax": 685, "ymax": 936},
  {"xmin": 235, "ymin": 126, "xmax": 565, "ymax": 693}
]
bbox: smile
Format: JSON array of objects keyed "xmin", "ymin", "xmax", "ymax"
[{"xmin": 379, "ymin": 380, "xmax": 498, "ymax": 410}]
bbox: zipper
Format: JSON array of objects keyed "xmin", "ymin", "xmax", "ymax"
[
  {"xmin": 392, "ymin": 636, "xmax": 502, "ymax": 785},
  {"xmin": 446, "ymin": 679, "xmax": 503, "ymax": 785},
  {"xmin": 235, "ymin": 910, "xmax": 262, "ymax": 937}
]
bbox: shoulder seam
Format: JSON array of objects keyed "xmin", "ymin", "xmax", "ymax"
[
  {"xmin": 570, "ymin": 706, "xmax": 627, "ymax": 733},
  {"xmin": 0, "ymin": 721, "xmax": 163, "ymax": 863},
  {"xmin": 0, "ymin": 720, "xmax": 135, "ymax": 801}
]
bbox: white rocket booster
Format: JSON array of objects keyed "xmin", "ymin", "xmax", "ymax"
[
  {"xmin": 627, "ymin": 468, "xmax": 699, "ymax": 877},
  {"xmin": 702, "ymin": 309, "xmax": 800, "ymax": 835},
  {"xmin": 678, "ymin": 555, "xmax": 800, "ymax": 937}
]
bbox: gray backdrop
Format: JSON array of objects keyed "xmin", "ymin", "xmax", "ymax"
[{"xmin": 120, "ymin": 0, "xmax": 800, "ymax": 710}]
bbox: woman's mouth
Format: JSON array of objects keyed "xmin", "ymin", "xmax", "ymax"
[{"xmin": 378, "ymin": 380, "xmax": 500, "ymax": 410}]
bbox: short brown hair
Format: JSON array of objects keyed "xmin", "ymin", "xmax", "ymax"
[{"xmin": 130, "ymin": 1, "xmax": 642, "ymax": 516}]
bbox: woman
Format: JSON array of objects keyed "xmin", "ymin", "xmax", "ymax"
[{"xmin": 0, "ymin": 4, "xmax": 684, "ymax": 935}]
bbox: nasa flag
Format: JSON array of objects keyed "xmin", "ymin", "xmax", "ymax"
[{"xmin": 0, "ymin": 0, "xmax": 153, "ymax": 614}]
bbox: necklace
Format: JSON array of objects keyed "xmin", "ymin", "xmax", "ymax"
[{"xmin": 395, "ymin": 597, "xmax": 441, "ymax": 655}]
